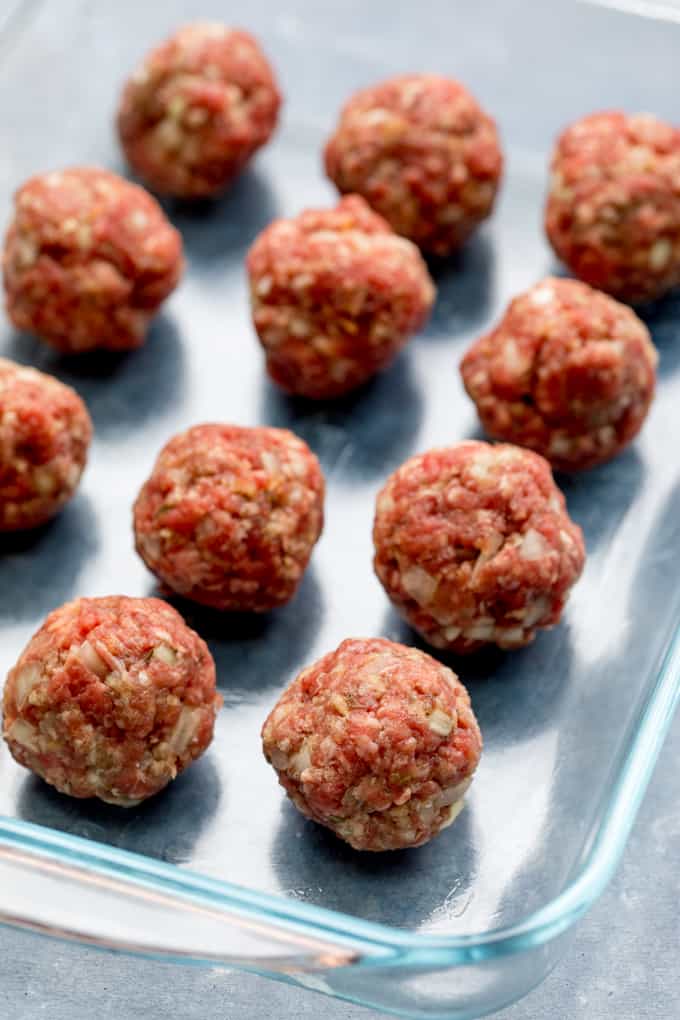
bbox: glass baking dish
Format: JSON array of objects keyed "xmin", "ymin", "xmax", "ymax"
[{"xmin": 1, "ymin": 1, "xmax": 679, "ymax": 1017}]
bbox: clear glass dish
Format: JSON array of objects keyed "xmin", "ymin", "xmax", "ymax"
[{"xmin": 1, "ymin": 2, "xmax": 679, "ymax": 1018}]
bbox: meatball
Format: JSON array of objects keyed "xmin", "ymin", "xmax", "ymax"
[
  {"xmin": 373, "ymin": 442, "xmax": 585, "ymax": 653},
  {"xmin": 247, "ymin": 195, "xmax": 435, "ymax": 398},
  {"xmin": 134, "ymin": 424, "xmax": 324, "ymax": 611},
  {"xmin": 324, "ymin": 74, "xmax": 502, "ymax": 256},
  {"xmin": 262, "ymin": 637, "xmax": 482, "ymax": 851},
  {"xmin": 460, "ymin": 278, "xmax": 657, "ymax": 471},
  {"xmin": 3, "ymin": 167, "xmax": 183, "ymax": 353},
  {"xmin": 0, "ymin": 358, "xmax": 92, "ymax": 530},
  {"xmin": 117, "ymin": 23, "xmax": 281, "ymax": 198},
  {"xmin": 545, "ymin": 111, "xmax": 680, "ymax": 303},
  {"xmin": 2, "ymin": 596, "xmax": 220, "ymax": 805}
]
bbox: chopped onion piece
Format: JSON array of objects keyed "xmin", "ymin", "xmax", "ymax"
[
  {"xmin": 428, "ymin": 708, "xmax": 454, "ymax": 737},
  {"xmin": 152, "ymin": 642, "xmax": 177, "ymax": 665},
  {"xmin": 79, "ymin": 640, "xmax": 109, "ymax": 678},
  {"xmin": 13, "ymin": 662, "xmax": 42, "ymax": 708}
]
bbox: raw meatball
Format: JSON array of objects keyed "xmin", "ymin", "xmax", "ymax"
[
  {"xmin": 545, "ymin": 111, "xmax": 680, "ymax": 303},
  {"xmin": 373, "ymin": 441, "xmax": 585, "ymax": 653},
  {"xmin": 324, "ymin": 74, "xmax": 502, "ymax": 256},
  {"xmin": 460, "ymin": 278, "xmax": 657, "ymax": 471},
  {"xmin": 0, "ymin": 358, "xmax": 92, "ymax": 530},
  {"xmin": 2, "ymin": 596, "xmax": 220, "ymax": 805},
  {"xmin": 246, "ymin": 195, "xmax": 435, "ymax": 398},
  {"xmin": 3, "ymin": 167, "xmax": 183, "ymax": 353},
  {"xmin": 262, "ymin": 637, "xmax": 482, "ymax": 851},
  {"xmin": 117, "ymin": 23, "xmax": 281, "ymax": 198},
  {"xmin": 134, "ymin": 424, "xmax": 324, "ymax": 611}
]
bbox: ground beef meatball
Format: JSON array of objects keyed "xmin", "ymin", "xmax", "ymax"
[
  {"xmin": 2, "ymin": 596, "xmax": 220, "ymax": 805},
  {"xmin": 373, "ymin": 442, "xmax": 585, "ymax": 653},
  {"xmin": 460, "ymin": 278, "xmax": 657, "ymax": 471},
  {"xmin": 3, "ymin": 167, "xmax": 183, "ymax": 353},
  {"xmin": 134, "ymin": 424, "xmax": 324, "ymax": 611},
  {"xmin": 545, "ymin": 111, "xmax": 680, "ymax": 303},
  {"xmin": 262, "ymin": 637, "xmax": 482, "ymax": 852},
  {"xmin": 324, "ymin": 75, "xmax": 502, "ymax": 256},
  {"xmin": 247, "ymin": 195, "xmax": 435, "ymax": 398},
  {"xmin": 0, "ymin": 358, "xmax": 92, "ymax": 530},
  {"xmin": 117, "ymin": 23, "xmax": 281, "ymax": 198}
]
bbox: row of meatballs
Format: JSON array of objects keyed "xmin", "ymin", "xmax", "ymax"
[
  {"xmin": 116, "ymin": 22, "xmax": 679, "ymax": 303},
  {"xmin": 0, "ymin": 256, "xmax": 658, "ymax": 547},
  {"xmin": 3, "ymin": 426, "xmax": 585, "ymax": 852},
  {"xmin": 0, "ymin": 371, "xmax": 587, "ymax": 652},
  {"xmin": 2, "ymin": 600, "xmax": 482, "ymax": 854},
  {"xmin": 1, "ymin": 27, "xmax": 676, "ymax": 401}
]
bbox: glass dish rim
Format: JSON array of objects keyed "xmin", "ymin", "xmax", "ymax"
[{"xmin": 1, "ymin": 618, "xmax": 678, "ymax": 970}]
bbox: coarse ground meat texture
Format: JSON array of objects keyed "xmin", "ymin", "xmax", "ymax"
[
  {"xmin": 0, "ymin": 358, "xmax": 92, "ymax": 530},
  {"xmin": 246, "ymin": 195, "xmax": 435, "ymax": 398},
  {"xmin": 545, "ymin": 111, "xmax": 680, "ymax": 303},
  {"xmin": 117, "ymin": 23, "xmax": 281, "ymax": 198},
  {"xmin": 2, "ymin": 596, "xmax": 220, "ymax": 805},
  {"xmin": 460, "ymin": 278, "xmax": 657, "ymax": 471},
  {"xmin": 373, "ymin": 442, "xmax": 585, "ymax": 653},
  {"xmin": 324, "ymin": 75, "xmax": 502, "ymax": 256},
  {"xmin": 261, "ymin": 637, "xmax": 482, "ymax": 852},
  {"xmin": 3, "ymin": 167, "xmax": 183, "ymax": 353},
  {"xmin": 134, "ymin": 424, "xmax": 324, "ymax": 611}
]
